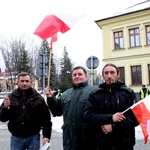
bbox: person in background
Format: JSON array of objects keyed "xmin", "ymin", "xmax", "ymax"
[
  {"xmin": 53, "ymin": 88, "xmax": 61, "ymax": 98},
  {"xmin": 139, "ymin": 84, "xmax": 150, "ymax": 100},
  {"xmin": 0, "ymin": 72, "xmax": 52, "ymax": 150},
  {"xmin": 84, "ymin": 63, "xmax": 139, "ymax": 150},
  {"xmin": 44, "ymin": 66, "xmax": 97, "ymax": 150}
]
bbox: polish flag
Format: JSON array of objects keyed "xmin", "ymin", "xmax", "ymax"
[
  {"xmin": 130, "ymin": 95, "xmax": 150, "ymax": 144},
  {"xmin": 34, "ymin": 13, "xmax": 85, "ymax": 40},
  {"xmin": 0, "ymin": 49, "xmax": 6, "ymax": 73}
]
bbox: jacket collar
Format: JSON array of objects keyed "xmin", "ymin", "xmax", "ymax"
[
  {"xmin": 73, "ymin": 81, "xmax": 88, "ymax": 89},
  {"xmin": 99, "ymin": 81, "xmax": 125, "ymax": 90}
]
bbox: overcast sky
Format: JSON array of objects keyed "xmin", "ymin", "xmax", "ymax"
[{"xmin": 0, "ymin": 0, "xmax": 143, "ymax": 71}]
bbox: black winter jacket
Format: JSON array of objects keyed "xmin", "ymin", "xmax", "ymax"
[
  {"xmin": 0, "ymin": 87, "xmax": 52, "ymax": 139},
  {"xmin": 84, "ymin": 82, "xmax": 139, "ymax": 150}
]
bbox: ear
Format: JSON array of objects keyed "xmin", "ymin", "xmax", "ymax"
[{"xmin": 117, "ymin": 72, "xmax": 120, "ymax": 78}]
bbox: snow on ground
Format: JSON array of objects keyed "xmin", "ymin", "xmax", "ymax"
[{"xmin": 51, "ymin": 116, "xmax": 63, "ymax": 133}]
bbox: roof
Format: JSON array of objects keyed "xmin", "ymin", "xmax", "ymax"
[{"xmin": 95, "ymin": 0, "xmax": 150, "ymax": 22}]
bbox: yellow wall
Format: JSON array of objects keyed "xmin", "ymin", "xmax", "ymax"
[{"xmin": 96, "ymin": 9, "xmax": 150, "ymax": 93}]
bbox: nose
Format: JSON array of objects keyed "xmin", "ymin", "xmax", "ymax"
[{"xmin": 108, "ymin": 73, "xmax": 112, "ymax": 77}]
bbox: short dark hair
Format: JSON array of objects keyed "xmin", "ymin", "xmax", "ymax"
[
  {"xmin": 102, "ymin": 63, "xmax": 119, "ymax": 75},
  {"xmin": 72, "ymin": 66, "xmax": 87, "ymax": 75},
  {"xmin": 53, "ymin": 88, "xmax": 58, "ymax": 91},
  {"xmin": 18, "ymin": 72, "xmax": 32, "ymax": 80}
]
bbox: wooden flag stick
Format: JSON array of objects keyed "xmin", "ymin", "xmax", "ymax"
[
  {"xmin": 3, "ymin": 72, "xmax": 9, "ymax": 109},
  {"xmin": 47, "ymin": 49, "xmax": 52, "ymax": 87},
  {"xmin": 3, "ymin": 72, "xmax": 8, "ymax": 96}
]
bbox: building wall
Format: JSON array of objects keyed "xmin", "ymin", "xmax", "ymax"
[{"xmin": 96, "ymin": 9, "xmax": 150, "ymax": 93}]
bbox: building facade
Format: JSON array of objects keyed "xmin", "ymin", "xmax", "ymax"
[{"xmin": 96, "ymin": 1, "xmax": 150, "ymax": 99}]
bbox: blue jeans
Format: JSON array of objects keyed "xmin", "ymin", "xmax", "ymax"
[{"xmin": 10, "ymin": 134, "xmax": 40, "ymax": 150}]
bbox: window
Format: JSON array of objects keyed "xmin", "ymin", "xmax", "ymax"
[
  {"xmin": 148, "ymin": 64, "xmax": 150, "ymax": 84},
  {"xmin": 129, "ymin": 28, "xmax": 140, "ymax": 47},
  {"xmin": 131, "ymin": 65, "xmax": 141, "ymax": 85},
  {"xmin": 146, "ymin": 26, "xmax": 150, "ymax": 45},
  {"xmin": 114, "ymin": 31, "xmax": 124, "ymax": 49},
  {"xmin": 118, "ymin": 67, "xmax": 125, "ymax": 83}
]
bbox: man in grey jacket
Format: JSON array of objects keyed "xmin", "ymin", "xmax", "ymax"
[{"xmin": 45, "ymin": 66, "xmax": 97, "ymax": 150}]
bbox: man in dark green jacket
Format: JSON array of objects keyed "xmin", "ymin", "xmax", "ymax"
[{"xmin": 45, "ymin": 66, "xmax": 97, "ymax": 150}]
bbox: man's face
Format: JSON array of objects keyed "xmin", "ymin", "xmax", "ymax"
[
  {"xmin": 17, "ymin": 75, "xmax": 32, "ymax": 90},
  {"xmin": 72, "ymin": 69, "xmax": 87, "ymax": 86},
  {"xmin": 103, "ymin": 66, "xmax": 120, "ymax": 84}
]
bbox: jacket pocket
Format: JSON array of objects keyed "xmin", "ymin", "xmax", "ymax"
[{"xmin": 62, "ymin": 100, "xmax": 70, "ymax": 116}]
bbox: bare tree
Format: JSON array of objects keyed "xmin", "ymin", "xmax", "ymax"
[{"xmin": 0, "ymin": 34, "xmax": 40, "ymax": 90}]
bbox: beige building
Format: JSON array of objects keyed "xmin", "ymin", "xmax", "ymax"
[{"xmin": 95, "ymin": 1, "xmax": 150, "ymax": 97}]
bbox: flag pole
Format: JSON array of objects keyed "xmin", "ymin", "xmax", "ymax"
[
  {"xmin": 47, "ymin": 49, "xmax": 52, "ymax": 87},
  {"xmin": 3, "ymin": 72, "xmax": 8, "ymax": 96},
  {"xmin": 3, "ymin": 72, "xmax": 9, "ymax": 109}
]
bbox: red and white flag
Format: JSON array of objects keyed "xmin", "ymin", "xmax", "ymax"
[
  {"xmin": 34, "ymin": 13, "xmax": 85, "ymax": 40},
  {"xmin": 129, "ymin": 95, "xmax": 150, "ymax": 144},
  {"xmin": 0, "ymin": 49, "xmax": 6, "ymax": 73}
]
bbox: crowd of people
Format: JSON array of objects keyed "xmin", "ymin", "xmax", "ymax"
[{"xmin": 1, "ymin": 63, "xmax": 149, "ymax": 150}]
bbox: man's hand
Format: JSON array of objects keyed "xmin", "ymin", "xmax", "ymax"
[
  {"xmin": 42, "ymin": 137, "xmax": 50, "ymax": 145},
  {"xmin": 101, "ymin": 124, "xmax": 112, "ymax": 134},
  {"xmin": 44, "ymin": 87, "xmax": 53, "ymax": 98},
  {"xmin": 4, "ymin": 97, "xmax": 10, "ymax": 109},
  {"xmin": 112, "ymin": 112, "xmax": 126, "ymax": 122}
]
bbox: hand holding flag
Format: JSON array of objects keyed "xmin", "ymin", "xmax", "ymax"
[{"xmin": 0, "ymin": 49, "xmax": 9, "ymax": 109}]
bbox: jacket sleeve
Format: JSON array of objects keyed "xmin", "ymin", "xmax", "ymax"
[
  {"xmin": 41, "ymin": 100, "xmax": 52, "ymax": 140},
  {"xmin": 47, "ymin": 96, "xmax": 62, "ymax": 116},
  {"xmin": 0, "ymin": 104, "xmax": 10, "ymax": 122},
  {"xmin": 112, "ymin": 91, "xmax": 139, "ymax": 133}
]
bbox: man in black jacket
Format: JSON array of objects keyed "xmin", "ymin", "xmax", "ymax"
[
  {"xmin": 84, "ymin": 63, "xmax": 139, "ymax": 150},
  {"xmin": 0, "ymin": 72, "xmax": 52, "ymax": 150}
]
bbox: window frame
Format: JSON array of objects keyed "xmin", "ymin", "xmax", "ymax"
[
  {"xmin": 118, "ymin": 67, "xmax": 125, "ymax": 83},
  {"xmin": 131, "ymin": 65, "xmax": 142, "ymax": 85},
  {"xmin": 129, "ymin": 28, "xmax": 140, "ymax": 48},
  {"xmin": 146, "ymin": 25, "xmax": 150, "ymax": 45},
  {"xmin": 148, "ymin": 64, "xmax": 150, "ymax": 84},
  {"xmin": 114, "ymin": 31, "xmax": 124, "ymax": 50}
]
